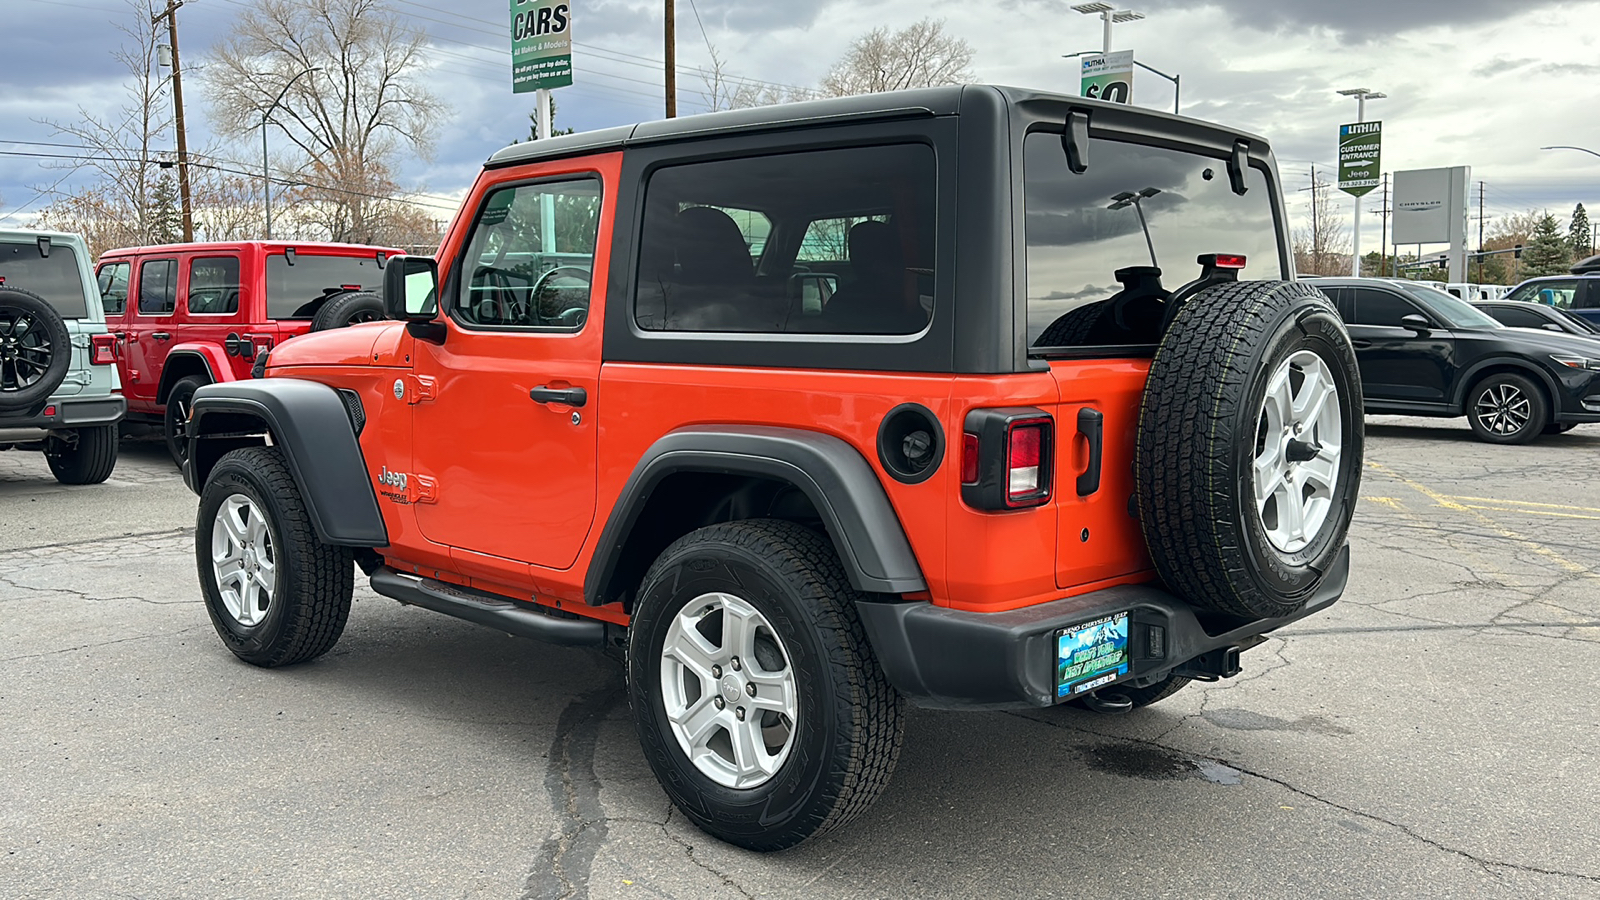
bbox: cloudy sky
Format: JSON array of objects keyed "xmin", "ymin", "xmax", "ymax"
[{"xmin": 5, "ymin": 0, "xmax": 1599, "ymax": 253}]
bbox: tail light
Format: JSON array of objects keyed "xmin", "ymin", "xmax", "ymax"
[
  {"xmin": 961, "ymin": 408, "xmax": 1053, "ymax": 510},
  {"xmin": 90, "ymin": 334, "xmax": 117, "ymax": 365}
]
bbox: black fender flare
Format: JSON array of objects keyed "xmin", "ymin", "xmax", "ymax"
[
  {"xmin": 1450, "ymin": 357, "xmax": 1562, "ymax": 415},
  {"xmin": 185, "ymin": 378, "xmax": 387, "ymax": 547},
  {"xmin": 584, "ymin": 425, "xmax": 927, "ymax": 605}
]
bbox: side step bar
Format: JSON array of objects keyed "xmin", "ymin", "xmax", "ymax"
[{"xmin": 370, "ymin": 567, "xmax": 604, "ymax": 647}]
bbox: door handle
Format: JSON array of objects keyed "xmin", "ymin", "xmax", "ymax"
[
  {"xmin": 1350, "ymin": 340, "xmax": 1373, "ymax": 349},
  {"xmin": 1076, "ymin": 407, "xmax": 1104, "ymax": 497},
  {"xmin": 529, "ymin": 385, "xmax": 588, "ymax": 407},
  {"xmin": 150, "ymin": 332, "xmax": 172, "ymax": 341}
]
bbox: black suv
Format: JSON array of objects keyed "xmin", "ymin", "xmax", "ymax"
[{"xmin": 1316, "ymin": 277, "xmax": 1600, "ymax": 442}]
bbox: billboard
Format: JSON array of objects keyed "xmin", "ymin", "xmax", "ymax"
[
  {"xmin": 510, "ymin": 0, "xmax": 573, "ymax": 94},
  {"xmin": 1338, "ymin": 121, "xmax": 1381, "ymax": 197},
  {"xmin": 1393, "ymin": 166, "xmax": 1470, "ymax": 246},
  {"xmin": 1080, "ymin": 51, "xmax": 1133, "ymax": 104}
]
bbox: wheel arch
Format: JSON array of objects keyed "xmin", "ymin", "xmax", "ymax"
[
  {"xmin": 584, "ymin": 426, "xmax": 927, "ymax": 608},
  {"xmin": 156, "ymin": 347, "xmax": 225, "ymax": 404},
  {"xmin": 1452, "ymin": 358, "xmax": 1559, "ymax": 416},
  {"xmin": 185, "ymin": 378, "xmax": 387, "ymax": 547}
]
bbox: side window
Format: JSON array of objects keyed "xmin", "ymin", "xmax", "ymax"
[
  {"xmin": 97, "ymin": 262, "xmax": 131, "ymax": 315},
  {"xmin": 187, "ymin": 256, "xmax": 242, "ymax": 315},
  {"xmin": 1491, "ymin": 306, "xmax": 1546, "ymax": 329},
  {"xmin": 456, "ymin": 178, "xmax": 601, "ymax": 331},
  {"xmin": 1351, "ymin": 288, "xmax": 1423, "ymax": 327},
  {"xmin": 1318, "ymin": 286, "xmax": 1354, "ymax": 322},
  {"xmin": 634, "ymin": 143, "xmax": 936, "ymax": 336},
  {"xmin": 1578, "ymin": 280, "xmax": 1600, "ymax": 310},
  {"xmin": 136, "ymin": 259, "xmax": 178, "ymax": 316}
]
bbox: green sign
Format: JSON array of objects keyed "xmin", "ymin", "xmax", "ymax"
[
  {"xmin": 1080, "ymin": 50, "xmax": 1133, "ymax": 104},
  {"xmin": 510, "ymin": 0, "xmax": 573, "ymax": 94},
  {"xmin": 1338, "ymin": 121, "xmax": 1381, "ymax": 197}
]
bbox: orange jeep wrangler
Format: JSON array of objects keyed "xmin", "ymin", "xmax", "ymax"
[{"xmin": 183, "ymin": 86, "xmax": 1363, "ymax": 851}]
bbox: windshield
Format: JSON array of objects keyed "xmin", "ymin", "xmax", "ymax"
[
  {"xmin": 1395, "ymin": 283, "xmax": 1502, "ymax": 329},
  {"xmin": 265, "ymin": 253, "xmax": 383, "ymax": 319},
  {"xmin": 1024, "ymin": 132, "xmax": 1284, "ymax": 349},
  {"xmin": 0, "ymin": 241, "xmax": 89, "ymax": 318},
  {"xmin": 1505, "ymin": 279, "xmax": 1581, "ymax": 308}
]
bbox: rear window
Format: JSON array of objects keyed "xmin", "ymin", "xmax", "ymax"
[
  {"xmin": 0, "ymin": 241, "xmax": 89, "ymax": 319},
  {"xmin": 1024, "ymin": 133, "xmax": 1284, "ymax": 349},
  {"xmin": 1505, "ymin": 279, "xmax": 1581, "ymax": 309},
  {"xmin": 633, "ymin": 143, "xmax": 936, "ymax": 335},
  {"xmin": 265, "ymin": 253, "xmax": 382, "ymax": 319}
]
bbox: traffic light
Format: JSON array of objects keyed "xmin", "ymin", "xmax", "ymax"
[{"xmin": 1514, "ymin": 244, "xmax": 1523, "ymax": 258}]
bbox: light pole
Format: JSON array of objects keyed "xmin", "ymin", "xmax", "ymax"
[
  {"xmin": 1338, "ymin": 87, "xmax": 1385, "ymax": 277},
  {"xmin": 1540, "ymin": 145, "xmax": 1600, "ymax": 160},
  {"xmin": 260, "ymin": 67, "xmax": 319, "ymax": 240},
  {"xmin": 1071, "ymin": 2, "xmax": 1144, "ymax": 53},
  {"xmin": 1062, "ymin": 50, "xmax": 1180, "ymax": 114}
]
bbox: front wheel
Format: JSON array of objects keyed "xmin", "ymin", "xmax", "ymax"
[
  {"xmin": 628, "ymin": 519, "xmax": 904, "ymax": 852},
  {"xmin": 196, "ymin": 446, "xmax": 353, "ymax": 667},
  {"xmin": 1467, "ymin": 372, "xmax": 1548, "ymax": 444},
  {"xmin": 164, "ymin": 375, "xmax": 207, "ymax": 467}
]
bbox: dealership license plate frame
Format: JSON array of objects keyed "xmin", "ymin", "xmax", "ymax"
[{"xmin": 1055, "ymin": 611, "xmax": 1132, "ymax": 698}]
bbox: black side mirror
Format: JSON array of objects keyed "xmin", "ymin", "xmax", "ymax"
[
  {"xmin": 382, "ymin": 254, "xmax": 444, "ymax": 343},
  {"xmin": 1399, "ymin": 313, "xmax": 1432, "ymax": 333}
]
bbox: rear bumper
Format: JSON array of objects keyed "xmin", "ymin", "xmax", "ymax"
[
  {"xmin": 857, "ymin": 545, "xmax": 1348, "ymax": 710},
  {"xmin": 0, "ymin": 395, "xmax": 126, "ymax": 440}
]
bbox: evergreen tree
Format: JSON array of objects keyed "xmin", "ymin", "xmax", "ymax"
[
  {"xmin": 1569, "ymin": 203, "xmax": 1593, "ymax": 260},
  {"xmin": 521, "ymin": 100, "xmax": 576, "ymax": 143},
  {"xmin": 1521, "ymin": 212, "xmax": 1571, "ymax": 277},
  {"xmin": 149, "ymin": 172, "xmax": 184, "ymax": 244}
]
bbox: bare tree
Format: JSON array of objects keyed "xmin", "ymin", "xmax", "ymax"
[
  {"xmin": 203, "ymin": 0, "xmax": 442, "ymax": 243},
  {"xmin": 820, "ymin": 19, "xmax": 976, "ymax": 97},
  {"xmin": 1292, "ymin": 174, "xmax": 1350, "ymax": 276},
  {"xmin": 35, "ymin": 0, "xmax": 172, "ymax": 250},
  {"xmin": 698, "ymin": 45, "xmax": 813, "ymax": 111}
]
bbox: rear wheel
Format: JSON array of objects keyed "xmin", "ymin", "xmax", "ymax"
[
  {"xmin": 164, "ymin": 375, "xmax": 207, "ymax": 467},
  {"xmin": 196, "ymin": 446, "xmax": 353, "ymax": 667},
  {"xmin": 44, "ymin": 425, "xmax": 118, "ymax": 485},
  {"xmin": 0, "ymin": 287, "xmax": 72, "ymax": 413},
  {"xmin": 1137, "ymin": 280, "xmax": 1363, "ymax": 620},
  {"xmin": 628, "ymin": 519, "xmax": 904, "ymax": 852},
  {"xmin": 1467, "ymin": 372, "xmax": 1547, "ymax": 444}
]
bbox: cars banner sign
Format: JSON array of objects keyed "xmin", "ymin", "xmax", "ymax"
[
  {"xmin": 1338, "ymin": 121, "xmax": 1381, "ymax": 197},
  {"xmin": 1080, "ymin": 51, "xmax": 1133, "ymax": 104},
  {"xmin": 510, "ymin": 0, "xmax": 573, "ymax": 94}
]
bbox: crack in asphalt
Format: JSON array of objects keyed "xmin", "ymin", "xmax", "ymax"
[
  {"xmin": 0, "ymin": 627, "xmax": 207, "ymax": 663},
  {"xmin": 657, "ymin": 806, "xmax": 757, "ymax": 900},
  {"xmin": 523, "ymin": 685, "xmax": 624, "ymax": 900},
  {"xmin": 1009, "ymin": 710, "xmax": 1600, "ymax": 884},
  {"xmin": 0, "ymin": 527, "xmax": 191, "ymax": 555}
]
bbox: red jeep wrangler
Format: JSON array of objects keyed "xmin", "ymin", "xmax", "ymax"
[
  {"xmin": 183, "ymin": 87, "xmax": 1363, "ymax": 851},
  {"xmin": 96, "ymin": 240, "xmax": 399, "ymax": 464}
]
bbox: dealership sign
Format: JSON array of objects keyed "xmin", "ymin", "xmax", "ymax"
[
  {"xmin": 1081, "ymin": 51, "xmax": 1133, "ymax": 104},
  {"xmin": 1393, "ymin": 166, "xmax": 1471, "ymax": 246},
  {"xmin": 1338, "ymin": 121, "xmax": 1381, "ymax": 197},
  {"xmin": 510, "ymin": 0, "xmax": 573, "ymax": 94}
]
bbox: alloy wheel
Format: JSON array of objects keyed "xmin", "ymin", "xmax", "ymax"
[
  {"xmin": 1474, "ymin": 383, "xmax": 1531, "ymax": 436},
  {"xmin": 659, "ymin": 592, "xmax": 799, "ymax": 789},
  {"xmin": 1253, "ymin": 350, "xmax": 1343, "ymax": 554},
  {"xmin": 0, "ymin": 309, "xmax": 54, "ymax": 393},
  {"xmin": 211, "ymin": 494, "xmax": 276, "ymax": 627}
]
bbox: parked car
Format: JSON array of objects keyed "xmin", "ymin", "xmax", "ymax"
[
  {"xmin": 0, "ymin": 229, "xmax": 125, "ymax": 483},
  {"xmin": 96, "ymin": 241, "xmax": 400, "ymax": 465},
  {"xmin": 182, "ymin": 86, "xmax": 1364, "ymax": 851},
  {"xmin": 1474, "ymin": 299, "xmax": 1600, "ymax": 339},
  {"xmin": 1502, "ymin": 273, "xmax": 1600, "ymax": 324},
  {"xmin": 1315, "ymin": 277, "xmax": 1600, "ymax": 442}
]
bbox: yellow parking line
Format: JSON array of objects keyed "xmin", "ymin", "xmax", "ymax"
[
  {"xmin": 1365, "ymin": 496, "xmax": 1405, "ymax": 509},
  {"xmin": 1365, "ymin": 461, "xmax": 1594, "ymax": 577},
  {"xmin": 1461, "ymin": 505, "xmax": 1600, "ymax": 521},
  {"xmin": 1448, "ymin": 496, "xmax": 1600, "ymax": 514}
]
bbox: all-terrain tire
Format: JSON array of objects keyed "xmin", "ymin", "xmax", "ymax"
[
  {"xmin": 1466, "ymin": 372, "xmax": 1548, "ymax": 445},
  {"xmin": 1034, "ymin": 301, "xmax": 1105, "ymax": 347},
  {"xmin": 196, "ymin": 446, "xmax": 353, "ymax": 667},
  {"xmin": 0, "ymin": 287, "xmax": 73, "ymax": 413},
  {"xmin": 628, "ymin": 519, "xmax": 905, "ymax": 852},
  {"xmin": 1137, "ymin": 280, "xmax": 1363, "ymax": 620},
  {"xmin": 164, "ymin": 375, "xmax": 207, "ymax": 467},
  {"xmin": 311, "ymin": 291, "xmax": 384, "ymax": 331},
  {"xmin": 44, "ymin": 424, "xmax": 118, "ymax": 485}
]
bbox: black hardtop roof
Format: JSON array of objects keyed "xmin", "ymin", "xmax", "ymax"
[{"xmin": 484, "ymin": 84, "xmax": 1272, "ymax": 169}]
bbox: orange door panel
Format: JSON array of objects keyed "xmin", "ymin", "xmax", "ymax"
[{"xmin": 1049, "ymin": 358, "xmax": 1154, "ymax": 589}]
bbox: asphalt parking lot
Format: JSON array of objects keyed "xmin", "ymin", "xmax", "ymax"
[{"xmin": 2, "ymin": 421, "xmax": 1598, "ymax": 899}]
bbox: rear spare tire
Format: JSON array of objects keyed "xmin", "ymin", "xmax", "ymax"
[
  {"xmin": 0, "ymin": 287, "xmax": 72, "ymax": 413},
  {"xmin": 1137, "ymin": 280, "xmax": 1362, "ymax": 620},
  {"xmin": 311, "ymin": 291, "xmax": 384, "ymax": 331}
]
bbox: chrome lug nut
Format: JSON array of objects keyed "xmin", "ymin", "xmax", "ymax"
[
  {"xmin": 711, "ymin": 665, "xmax": 722, "ymax": 678},
  {"xmin": 714, "ymin": 697, "xmax": 725, "ymax": 710},
  {"xmin": 746, "ymin": 683, "xmax": 757, "ymax": 697},
  {"xmin": 735, "ymin": 707, "xmax": 745, "ymax": 721},
  {"xmin": 730, "ymin": 657, "xmax": 742, "ymax": 671}
]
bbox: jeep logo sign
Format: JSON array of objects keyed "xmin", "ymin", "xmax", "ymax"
[{"xmin": 377, "ymin": 466, "xmax": 407, "ymax": 490}]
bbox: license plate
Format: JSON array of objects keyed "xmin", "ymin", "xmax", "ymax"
[{"xmin": 1056, "ymin": 612, "xmax": 1130, "ymax": 698}]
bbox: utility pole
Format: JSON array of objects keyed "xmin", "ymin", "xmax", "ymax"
[
  {"xmin": 664, "ymin": 0, "xmax": 676, "ymax": 118},
  {"xmin": 1476, "ymin": 181, "xmax": 1485, "ymax": 284},
  {"xmin": 154, "ymin": 0, "xmax": 194, "ymax": 242},
  {"xmin": 1379, "ymin": 173, "xmax": 1389, "ymax": 277},
  {"xmin": 1310, "ymin": 165, "xmax": 1320, "ymax": 272}
]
